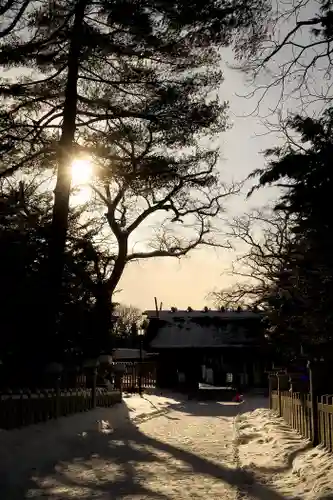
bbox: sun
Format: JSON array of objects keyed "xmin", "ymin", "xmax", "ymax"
[{"xmin": 71, "ymin": 157, "xmax": 93, "ymax": 185}]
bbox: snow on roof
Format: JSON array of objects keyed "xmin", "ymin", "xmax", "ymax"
[
  {"xmin": 144, "ymin": 310, "xmax": 261, "ymax": 320},
  {"xmin": 149, "ymin": 318, "xmax": 258, "ymax": 349},
  {"xmin": 113, "ymin": 348, "xmax": 148, "ymax": 360}
]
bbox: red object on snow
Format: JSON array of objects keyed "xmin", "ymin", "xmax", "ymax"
[{"xmin": 233, "ymin": 393, "xmax": 243, "ymax": 402}]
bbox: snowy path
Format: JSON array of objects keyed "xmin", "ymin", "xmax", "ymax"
[{"xmin": 0, "ymin": 392, "xmax": 308, "ymax": 500}]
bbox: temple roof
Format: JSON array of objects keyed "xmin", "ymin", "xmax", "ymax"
[
  {"xmin": 147, "ymin": 313, "xmax": 262, "ymax": 349},
  {"xmin": 144, "ymin": 310, "xmax": 261, "ymax": 320}
]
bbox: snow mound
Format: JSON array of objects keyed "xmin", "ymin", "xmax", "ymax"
[{"xmin": 237, "ymin": 407, "xmax": 333, "ymax": 499}]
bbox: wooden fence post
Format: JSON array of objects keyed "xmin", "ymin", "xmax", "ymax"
[
  {"xmin": 277, "ymin": 373, "xmax": 289, "ymax": 417},
  {"xmin": 45, "ymin": 362, "xmax": 63, "ymax": 419},
  {"xmin": 55, "ymin": 377, "xmax": 61, "ymax": 418},
  {"xmin": 308, "ymin": 357, "xmax": 332, "ymax": 446},
  {"xmin": 92, "ymin": 368, "xmax": 97, "ymax": 409},
  {"xmin": 268, "ymin": 373, "xmax": 278, "ymax": 409},
  {"xmin": 289, "ymin": 372, "xmax": 309, "ymax": 435},
  {"xmin": 84, "ymin": 358, "xmax": 100, "ymax": 410},
  {"xmin": 113, "ymin": 362, "xmax": 125, "ymax": 394},
  {"xmin": 308, "ymin": 359, "xmax": 321, "ymax": 446},
  {"xmin": 289, "ymin": 373, "xmax": 309, "ymax": 394}
]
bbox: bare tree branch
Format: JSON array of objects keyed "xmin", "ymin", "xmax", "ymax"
[
  {"xmin": 209, "ymin": 207, "xmax": 294, "ymax": 308},
  {"xmin": 87, "ymin": 125, "xmax": 238, "ymax": 297},
  {"xmin": 236, "ymin": 1, "xmax": 333, "ymax": 115}
]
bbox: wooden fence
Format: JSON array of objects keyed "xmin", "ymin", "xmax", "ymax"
[
  {"xmin": 318, "ymin": 395, "xmax": 333, "ymax": 451},
  {"xmin": 271, "ymin": 390, "xmax": 333, "ymax": 451},
  {"xmin": 0, "ymin": 388, "xmax": 121, "ymax": 430},
  {"xmin": 0, "ymin": 361, "xmax": 157, "ymax": 430},
  {"xmin": 121, "ymin": 362, "xmax": 156, "ymax": 392}
]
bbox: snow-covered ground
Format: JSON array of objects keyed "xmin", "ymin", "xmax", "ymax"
[
  {"xmin": 1, "ymin": 392, "xmax": 333, "ymax": 499},
  {"xmin": 237, "ymin": 404, "xmax": 333, "ymax": 500}
]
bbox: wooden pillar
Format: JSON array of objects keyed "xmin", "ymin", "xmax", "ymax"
[
  {"xmin": 308, "ymin": 358, "xmax": 327, "ymax": 446},
  {"xmin": 45, "ymin": 362, "xmax": 63, "ymax": 419},
  {"xmin": 55, "ymin": 375, "xmax": 61, "ymax": 418},
  {"xmin": 289, "ymin": 373, "xmax": 309, "ymax": 393},
  {"xmin": 244, "ymin": 362, "xmax": 249, "ymax": 387},
  {"xmin": 289, "ymin": 372, "xmax": 309, "ymax": 432},
  {"xmin": 253, "ymin": 362, "xmax": 262, "ymax": 387},
  {"xmin": 113, "ymin": 362, "xmax": 126, "ymax": 393},
  {"xmin": 92, "ymin": 367, "xmax": 98, "ymax": 409},
  {"xmin": 114, "ymin": 373, "xmax": 123, "ymax": 392}
]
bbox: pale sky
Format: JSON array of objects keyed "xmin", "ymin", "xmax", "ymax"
[
  {"xmin": 119, "ymin": 0, "xmax": 324, "ymax": 311},
  {"xmin": 117, "ymin": 53, "xmax": 283, "ymax": 311}
]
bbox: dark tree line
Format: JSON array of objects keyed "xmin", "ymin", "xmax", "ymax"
[
  {"xmin": 0, "ymin": 178, "xmax": 114, "ymax": 372},
  {"xmin": 214, "ymin": 109, "xmax": 333, "ymax": 363},
  {"xmin": 253, "ymin": 110, "xmax": 333, "ymax": 360}
]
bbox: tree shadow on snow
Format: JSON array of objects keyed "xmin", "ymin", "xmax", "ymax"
[
  {"xmin": 165, "ymin": 399, "xmax": 243, "ymax": 418},
  {"xmin": 157, "ymin": 392, "xmax": 268, "ymax": 419},
  {"xmin": 0, "ymin": 394, "xmax": 299, "ymax": 500}
]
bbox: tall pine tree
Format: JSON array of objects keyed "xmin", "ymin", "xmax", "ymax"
[{"xmin": 0, "ymin": 0, "xmax": 270, "ymax": 349}]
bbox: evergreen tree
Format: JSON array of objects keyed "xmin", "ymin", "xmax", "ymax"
[
  {"xmin": 251, "ymin": 109, "xmax": 333, "ymax": 358},
  {"xmin": 0, "ymin": 178, "xmax": 112, "ymax": 372},
  {"xmin": 0, "ymin": 0, "xmax": 270, "ymax": 333}
]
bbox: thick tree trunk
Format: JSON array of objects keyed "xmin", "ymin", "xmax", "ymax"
[
  {"xmin": 47, "ymin": 0, "xmax": 87, "ymax": 347},
  {"xmin": 107, "ymin": 239, "xmax": 128, "ymax": 299},
  {"xmin": 86, "ymin": 250, "xmax": 128, "ymax": 357},
  {"xmin": 93, "ymin": 239, "xmax": 128, "ymax": 355},
  {"xmin": 93, "ymin": 285, "xmax": 114, "ymax": 356}
]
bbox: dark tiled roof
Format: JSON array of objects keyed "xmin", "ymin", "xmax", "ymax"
[{"xmin": 150, "ymin": 316, "xmax": 260, "ymax": 349}]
